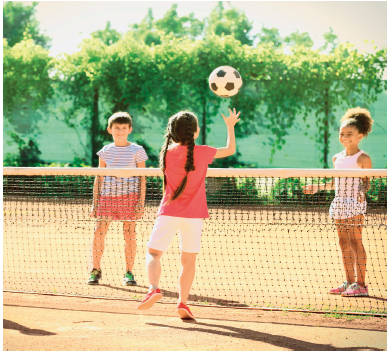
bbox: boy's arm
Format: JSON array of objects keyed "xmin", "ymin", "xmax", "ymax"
[
  {"xmin": 214, "ymin": 108, "xmax": 241, "ymax": 159},
  {"xmin": 136, "ymin": 161, "xmax": 146, "ymax": 218},
  {"xmin": 91, "ymin": 158, "xmax": 106, "ymax": 217}
]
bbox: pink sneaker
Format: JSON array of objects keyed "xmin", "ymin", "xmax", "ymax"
[
  {"xmin": 329, "ymin": 281, "xmax": 350, "ymax": 295},
  {"xmin": 177, "ymin": 303, "xmax": 195, "ymax": 320},
  {"xmin": 341, "ymin": 283, "xmax": 369, "ymax": 297},
  {"xmin": 136, "ymin": 289, "xmax": 163, "ymax": 310}
]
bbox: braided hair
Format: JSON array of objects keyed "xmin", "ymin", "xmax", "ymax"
[
  {"xmin": 160, "ymin": 111, "xmax": 198, "ymax": 202},
  {"xmin": 341, "ymin": 107, "xmax": 374, "ymax": 137}
]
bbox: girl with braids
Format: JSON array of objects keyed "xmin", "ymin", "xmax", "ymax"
[
  {"xmin": 137, "ymin": 108, "xmax": 241, "ymax": 318},
  {"xmin": 303, "ymin": 107, "xmax": 373, "ymax": 297}
]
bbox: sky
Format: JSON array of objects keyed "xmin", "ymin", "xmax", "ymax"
[{"xmin": 16, "ymin": 1, "xmax": 387, "ymax": 57}]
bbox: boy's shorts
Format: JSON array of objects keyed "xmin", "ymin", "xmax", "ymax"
[
  {"xmin": 147, "ymin": 215, "xmax": 203, "ymax": 253},
  {"xmin": 96, "ymin": 193, "xmax": 140, "ymax": 221},
  {"xmin": 329, "ymin": 196, "xmax": 367, "ymax": 220}
]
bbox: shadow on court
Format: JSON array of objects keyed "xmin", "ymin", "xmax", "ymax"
[
  {"xmin": 146, "ymin": 322, "xmax": 384, "ymax": 351},
  {"xmin": 99, "ymin": 284, "xmax": 246, "ymax": 306},
  {"xmin": 3, "ymin": 319, "xmax": 56, "ymax": 336},
  {"xmin": 366, "ymin": 296, "xmax": 387, "ymax": 301}
]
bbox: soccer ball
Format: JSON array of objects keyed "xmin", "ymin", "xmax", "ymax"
[{"xmin": 208, "ymin": 66, "xmax": 242, "ymax": 98}]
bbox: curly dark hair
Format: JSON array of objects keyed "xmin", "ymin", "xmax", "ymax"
[
  {"xmin": 160, "ymin": 111, "xmax": 198, "ymax": 202},
  {"xmin": 341, "ymin": 107, "xmax": 374, "ymax": 137}
]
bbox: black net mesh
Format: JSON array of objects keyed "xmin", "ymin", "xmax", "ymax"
[{"xmin": 3, "ymin": 171, "xmax": 387, "ymax": 314}]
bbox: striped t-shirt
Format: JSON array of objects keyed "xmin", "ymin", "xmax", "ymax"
[{"xmin": 97, "ymin": 143, "xmax": 148, "ymax": 196}]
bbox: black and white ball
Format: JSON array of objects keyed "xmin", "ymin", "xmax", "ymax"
[{"xmin": 208, "ymin": 66, "xmax": 242, "ymax": 98}]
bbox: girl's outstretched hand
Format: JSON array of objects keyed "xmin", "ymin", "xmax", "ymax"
[
  {"xmin": 302, "ymin": 185, "xmax": 319, "ymax": 195},
  {"xmin": 221, "ymin": 108, "xmax": 241, "ymax": 127}
]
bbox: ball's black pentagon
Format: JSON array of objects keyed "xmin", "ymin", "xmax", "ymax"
[
  {"xmin": 216, "ymin": 69, "xmax": 227, "ymax": 77},
  {"xmin": 225, "ymin": 82, "xmax": 235, "ymax": 91},
  {"xmin": 233, "ymin": 70, "xmax": 240, "ymax": 78},
  {"xmin": 211, "ymin": 83, "xmax": 218, "ymax": 91}
]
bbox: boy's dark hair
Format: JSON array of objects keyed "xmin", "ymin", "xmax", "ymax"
[
  {"xmin": 341, "ymin": 107, "xmax": 373, "ymax": 137},
  {"xmin": 160, "ymin": 111, "xmax": 198, "ymax": 202},
  {"xmin": 108, "ymin": 112, "xmax": 132, "ymax": 128}
]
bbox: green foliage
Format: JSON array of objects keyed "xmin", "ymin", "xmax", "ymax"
[
  {"xmin": 205, "ymin": 2, "xmax": 253, "ymax": 45},
  {"xmin": 366, "ymin": 178, "xmax": 387, "ymax": 206},
  {"xmin": 91, "ymin": 21, "xmax": 122, "ymax": 46},
  {"xmin": 135, "ymin": 138, "xmax": 160, "ymax": 167},
  {"xmin": 3, "ymin": 2, "xmax": 387, "ymax": 168},
  {"xmin": 3, "ymin": 1, "xmax": 51, "ymax": 48},
  {"xmin": 131, "ymin": 8, "xmax": 162, "ymax": 46},
  {"xmin": 54, "ymin": 37, "xmax": 111, "ymax": 165},
  {"xmin": 155, "ymin": 4, "xmax": 203, "ymax": 39},
  {"xmin": 3, "ymin": 39, "xmax": 53, "ymax": 117},
  {"xmin": 257, "ymin": 27, "xmax": 283, "ymax": 48},
  {"xmin": 131, "ymin": 5, "xmax": 203, "ymax": 46},
  {"xmin": 284, "ymin": 30, "xmax": 314, "ymax": 48},
  {"xmin": 288, "ymin": 42, "xmax": 387, "ymax": 167},
  {"xmin": 3, "ymin": 175, "xmax": 94, "ymax": 199},
  {"xmin": 4, "ymin": 132, "xmax": 43, "ymax": 167}
]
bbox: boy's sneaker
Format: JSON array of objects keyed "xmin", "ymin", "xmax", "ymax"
[
  {"xmin": 136, "ymin": 289, "xmax": 163, "ymax": 310},
  {"xmin": 329, "ymin": 281, "xmax": 350, "ymax": 295},
  {"xmin": 86, "ymin": 269, "xmax": 102, "ymax": 285},
  {"xmin": 177, "ymin": 303, "xmax": 195, "ymax": 320},
  {"xmin": 123, "ymin": 271, "xmax": 137, "ymax": 286},
  {"xmin": 341, "ymin": 283, "xmax": 369, "ymax": 297}
]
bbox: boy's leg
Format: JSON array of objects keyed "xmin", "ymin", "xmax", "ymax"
[
  {"xmin": 178, "ymin": 251, "xmax": 197, "ymax": 305},
  {"xmin": 123, "ymin": 221, "xmax": 137, "ymax": 272},
  {"xmin": 146, "ymin": 247, "xmax": 164, "ymax": 291},
  {"xmin": 91, "ymin": 220, "xmax": 111, "ymax": 270}
]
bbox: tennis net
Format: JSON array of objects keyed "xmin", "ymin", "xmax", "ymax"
[{"xmin": 3, "ymin": 167, "xmax": 387, "ymax": 315}]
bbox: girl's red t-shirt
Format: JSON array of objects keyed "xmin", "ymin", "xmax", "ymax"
[{"xmin": 158, "ymin": 144, "xmax": 217, "ymax": 218}]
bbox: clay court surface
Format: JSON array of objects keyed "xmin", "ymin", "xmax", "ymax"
[{"xmin": 3, "ymin": 292, "xmax": 387, "ymax": 351}]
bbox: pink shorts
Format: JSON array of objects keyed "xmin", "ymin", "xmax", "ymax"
[{"xmin": 96, "ymin": 193, "xmax": 140, "ymax": 221}]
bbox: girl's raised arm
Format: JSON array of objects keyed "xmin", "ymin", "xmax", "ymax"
[{"xmin": 214, "ymin": 108, "xmax": 241, "ymax": 159}]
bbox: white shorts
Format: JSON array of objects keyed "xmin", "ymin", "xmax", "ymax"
[
  {"xmin": 329, "ymin": 197, "xmax": 367, "ymax": 220},
  {"xmin": 147, "ymin": 216, "xmax": 203, "ymax": 253}
]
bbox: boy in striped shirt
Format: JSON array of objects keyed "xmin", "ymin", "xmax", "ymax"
[{"xmin": 87, "ymin": 112, "xmax": 148, "ymax": 286}]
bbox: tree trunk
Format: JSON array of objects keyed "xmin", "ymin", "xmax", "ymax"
[
  {"xmin": 91, "ymin": 88, "xmax": 99, "ymax": 167},
  {"xmin": 323, "ymin": 62, "xmax": 330, "ymax": 169},
  {"xmin": 323, "ymin": 87, "xmax": 329, "ymax": 169}
]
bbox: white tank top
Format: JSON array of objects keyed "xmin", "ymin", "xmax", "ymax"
[{"xmin": 334, "ymin": 150, "xmax": 365, "ymax": 199}]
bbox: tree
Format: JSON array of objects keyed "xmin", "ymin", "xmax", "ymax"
[
  {"xmin": 131, "ymin": 8, "xmax": 162, "ymax": 46},
  {"xmin": 3, "ymin": 38, "xmax": 53, "ymax": 118},
  {"xmin": 205, "ymin": 2, "xmax": 253, "ymax": 46},
  {"xmin": 3, "ymin": 1, "xmax": 51, "ymax": 48},
  {"xmin": 284, "ymin": 29, "xmax": 314, "ymax": 48},
  {"xmin": 131, "ymin": 5, "xmax": 204, "ymax": 46},
  {"xmin": 155, "ymin": 4, "xmax": 204, "ymax": 39},
  {"xmin": 257, "ymin": 27, "xmax": 283, "ymax": 48},
  {"xmin": 288, "ymin": 42, "xmax": 387, "ymax": 167},
  {"xmin": 91, "ymin": 21, "xmax": 122, "ymax": 46},
  {"xmin": 54, "ymin": 37, "xmax": 109, "ymax": 166}
]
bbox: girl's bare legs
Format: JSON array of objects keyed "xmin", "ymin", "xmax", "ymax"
[
  {"xmin": 336, "ymin": 219, "xmax": 355, "ymax": 284},
  {"xmin": 336, "ymin": 215, "xmax": 366, "ymax": 286},
  {"xmin": 123, "ymin": 221, "xmax": 137, "ymax": 272},
  {"xmin": 347, "ymin": 215, "xmax": 366, "ymax": 286},
  {"xmin": 146, "ymin": 247, "xmax": 164, "ymax": 292},
  {"xmin": 178, "ymin": 251, "xmax": 197, "ymax": 305},
  {"xmin": 91, "ymin": 220, "xmax": 111, "ymax": 269}
]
